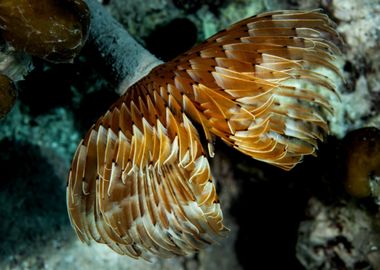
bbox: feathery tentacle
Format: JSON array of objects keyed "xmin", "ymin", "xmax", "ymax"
[{"xmin": 67, "ymin": 9, "xmax": 342, "ymax": 259}]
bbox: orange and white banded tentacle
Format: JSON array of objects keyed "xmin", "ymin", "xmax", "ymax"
[
  {"xmin": 67, "ymin": 84, "xmax": 227, "ymax": 259},
  {"xmin": 67, "ymin": 9, "xmax": 342, "ymax": 259}
]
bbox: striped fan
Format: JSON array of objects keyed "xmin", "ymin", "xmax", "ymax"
[{"xmin": 67, "ymin": 9, "xmax": 342, "ymax": 259}]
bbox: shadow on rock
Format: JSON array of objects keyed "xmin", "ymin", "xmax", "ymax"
[{"xmin": 0, "ymin": 138, "xmax": 69, "ymax": 258}]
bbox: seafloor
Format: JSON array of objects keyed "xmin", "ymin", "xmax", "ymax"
[{"xmin": 1, "ymin": 0, "xmax": 380, "ymax": 269}]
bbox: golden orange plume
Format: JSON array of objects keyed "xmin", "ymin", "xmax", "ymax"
[{"xmin": 67, "ymin": 9, "xmax": 341, "ymax": 259}]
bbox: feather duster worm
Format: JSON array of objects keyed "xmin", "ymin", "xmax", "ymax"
[{"xmin": 67, "ymin": 9, "xmax": 342, "ymax": 259}]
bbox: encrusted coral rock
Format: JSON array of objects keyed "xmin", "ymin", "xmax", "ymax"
[
  {"xmin": 296, "ymin": 197, "xmax": 380, "ymax": 269},
  {"xmin": 0, "ymin": 0, "xmax": 90, "ymax": 63}
]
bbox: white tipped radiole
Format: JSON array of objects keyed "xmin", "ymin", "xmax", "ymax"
[{"xmin": 67, "ymin": 9, "xmax": 342, "ymax": 259}]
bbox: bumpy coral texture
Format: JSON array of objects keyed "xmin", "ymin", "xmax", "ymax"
[{"xmin": 67, "ymin": 9, "xmax": 341, "ymax": 259}]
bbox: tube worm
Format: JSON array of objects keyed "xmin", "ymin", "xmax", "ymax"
[
  {"xmin": 0, "ymin": 0, "xmax": 90, "ymax": 63},
  {"xmin": 67, "ymin": 9, "xmax": 342, "ymax": 259}
]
